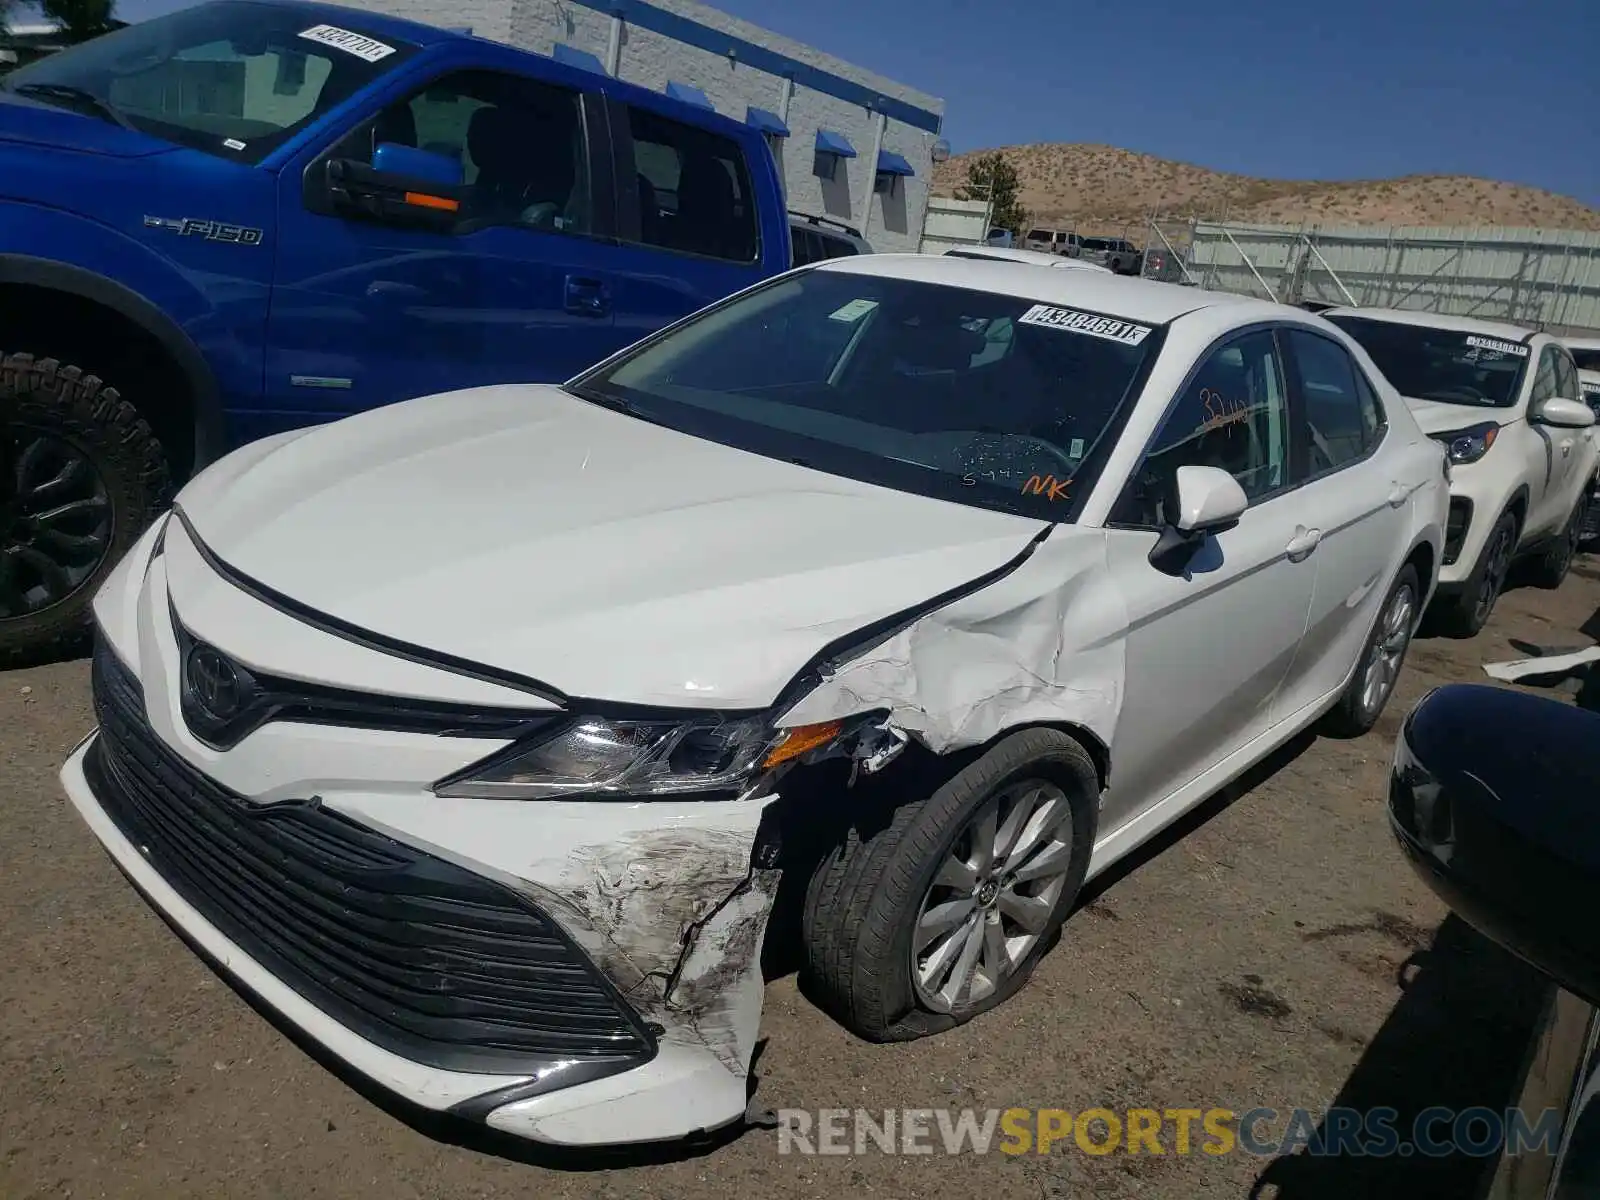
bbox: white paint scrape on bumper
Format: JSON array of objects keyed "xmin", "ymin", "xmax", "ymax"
[{"xmin": 60, "ymin": 734, "xmax": 777, "ymax": 1147}]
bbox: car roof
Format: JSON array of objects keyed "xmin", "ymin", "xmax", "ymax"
[
  {"xmin": 944, "ymin": 247, "xmax": 1115, "ymax": 273},
  {"xmin": 1320, "ymin": 305, "xmax": 1536, "ymax": 343},
  {"xmin": 1561, "ymin": 335, "xmax": 1600, "ymax": 353},
  {"xmin": 815, "ymin": 253, "xmax": 1279, "ymax": 325}
]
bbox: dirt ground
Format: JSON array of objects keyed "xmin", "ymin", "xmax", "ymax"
[{"xmin": 4, "ymin": 559, "xmax": 1599, "ymax": 1200}]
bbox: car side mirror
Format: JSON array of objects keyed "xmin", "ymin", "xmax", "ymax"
[
  {"xmin": 1532, "ymin": 396, "xmax": 1597, "ymax": 428},
  {"xmin": 320, "ymin": 143, "xmax": 466, "ymax": 231},
  {"xmin": 1390, "ymin": 683, "xmax": 1600, "ymax": 1007},
  {"xmin": 1148, "ymin": 465, "xmax": 1248, "ymax": 574}
]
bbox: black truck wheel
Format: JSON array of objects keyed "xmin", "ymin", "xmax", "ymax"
[{"xmin": 1, "ymin": 353, "xmax": 170, "ymax": 666}]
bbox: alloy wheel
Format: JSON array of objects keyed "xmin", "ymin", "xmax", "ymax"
[
  {"xmin": 1472, "ymin": 523, "xmax": 1515, "ymax": 627},
  {"xmin": 0, "ymin": 424, "xmax": 113, "ymax": 620},
  {"xmin": 910, "ymin": 779, "xmax": 1076, "ymax": 1013},
  {"xmin": 1360, "ymin": 583, "xmax": 1416, "ymax": 717}
]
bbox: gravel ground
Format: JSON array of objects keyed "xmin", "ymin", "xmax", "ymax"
[{"xmin": 4, "ymin": 559, "xmax": 1599, "ymax": 1200}]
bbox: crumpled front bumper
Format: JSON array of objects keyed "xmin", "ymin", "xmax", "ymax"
[
  {"xmin": 62, "ymin": 695, "xmax": 781, "ymax": 1147},
  {"xmin": 61, "ymin": 528, "xmax": 784, "ymax": 1148}
]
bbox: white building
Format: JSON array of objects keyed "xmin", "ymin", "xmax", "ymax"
[{"xmin": 346, "ymin": 0, "xmax": 947, "ymax": 252}]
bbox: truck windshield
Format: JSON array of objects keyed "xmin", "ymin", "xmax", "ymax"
[
  {"xmin": 568, "ymin": 269, "xmax": 1163, "ymax": 523},
  {"xmin": 1, "ymin": 1, "xmax": 418, "ymax": 163},
  {"xmin": 1327, "ymin": 315, "xmax": 1529, "ymax": 409}
]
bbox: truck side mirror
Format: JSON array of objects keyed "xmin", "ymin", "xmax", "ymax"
[{"xmin": 319, "ymin": 144, "xmax": 467, "ymax": 232}]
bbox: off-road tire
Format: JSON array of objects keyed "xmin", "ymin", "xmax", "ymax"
[
  {"xmin": 1432, "ymin": 509, "xmax": 1519, "ymax": 639},
  {"xmin": 1527, "ymin": 491, "xmax": 1589, "ymax": 590},
  {"xmin": 1321, "ymin": 564, "xmax": 1421, "ymax": 738},
  {"xmin": 0, "ymin": 353, "xmax": 170, "ymax": 666},
  {"xmin": 800, "ymin": 728, "xmax": 1098, "ymax": 1043}
]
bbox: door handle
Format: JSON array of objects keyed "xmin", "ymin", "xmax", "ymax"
[
  {"xmin": 564, "ymin": 275, "xmax": 610, "ymax": 317},
  {"xmin": 1561, "ymin": 438, "xmax": 1574, "ymax": 457},
  {"xmin": 1387, "ymin": 482, "xmax": 1410, "ymax": 508},
  {"xmin": 1286, "ymin": 527, "xmax": 1322, "ymax": 562}
]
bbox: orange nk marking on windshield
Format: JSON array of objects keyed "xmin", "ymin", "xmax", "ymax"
[{"xmin": 1021, "ymin": 474, "xmax": 1073, "ymax": 502}]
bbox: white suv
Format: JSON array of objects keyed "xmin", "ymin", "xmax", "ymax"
[{"xmin": 1326, "ymin": 308, "xmax": 1598, "ymax": 635}]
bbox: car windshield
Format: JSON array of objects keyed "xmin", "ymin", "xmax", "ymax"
[
  {"xmin": 1326, "ymin": 315, "xmax": 1529, "ymax": 408},
  {"xmin": 1570, "ymin": 349, "xmax": 1600, "ymax": 373},
  {"xmin": 568, "ymin": 270, "xmax": 1163, "ymax": 522},
  {"xmin": 1, "ymin": 1, "xmax": 418, "ymax": 164}
]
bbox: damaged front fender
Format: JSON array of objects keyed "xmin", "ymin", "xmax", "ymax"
[{"xmin": 778, "ymin": 531, "xmax": 1130, "ymax": 758}]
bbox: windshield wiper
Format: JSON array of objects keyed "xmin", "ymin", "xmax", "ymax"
[
  {"xmin": 564, "ymin": 382, "xmax": 638, "ymax": 414},
  {"xmin": 8, "ymin": 83, "xmax": 135, "ymax": 130}
]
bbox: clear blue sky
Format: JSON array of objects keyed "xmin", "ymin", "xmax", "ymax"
[{"xmin": 102, "ymin": 0, "xmax": 1600, "ymax": 203}]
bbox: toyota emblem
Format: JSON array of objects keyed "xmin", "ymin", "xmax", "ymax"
[{"xmin": 185, "ymin": 643, "xmax": 245, "ymax": 721}]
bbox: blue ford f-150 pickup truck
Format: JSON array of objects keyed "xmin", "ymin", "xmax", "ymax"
[{"xmin": 0, "ymin": 0, "xmax": 791, "ymax": 661}]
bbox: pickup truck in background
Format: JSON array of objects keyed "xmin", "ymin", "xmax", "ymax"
[{"xmin": 0, "ymin": 0, "xmax": 793, "ymax": 661}]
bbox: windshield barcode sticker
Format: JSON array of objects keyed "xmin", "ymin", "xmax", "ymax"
[
  {"xmin": 828, "ymin": 298, "xmax": 880, "ymax": 323},
  {"xmin": 298, "ymin": 25, "xmax": 397, "ymax": 62},
  {"xmin": 1464, "ymin": 335, "xmax": 1529, "ymax": 358},
  {"xmin": 1017, "ymin": 304, "xmax": 1152, "ymax": 346}
]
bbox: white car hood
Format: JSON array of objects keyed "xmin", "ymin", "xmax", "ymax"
[
  {"xmin": 1404, "ymin": 395, "xmax": 1517, "ymax": 436},
  {"xmin": 175, "ymin": 385, "xmax": 1046, "ymax": 708}
]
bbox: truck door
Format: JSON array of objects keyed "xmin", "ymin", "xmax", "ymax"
[
  {"xmin": 602, "ymin": 97, "xmax": 773, "ymax": 347},
  {"xmin": 259, "ymin": 63, "xmax": 621, "ymax": 438}
]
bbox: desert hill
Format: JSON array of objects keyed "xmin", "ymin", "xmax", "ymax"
[{"xmin": 930, "ymin": 143, "xmax": 1600, "ymax": 234}]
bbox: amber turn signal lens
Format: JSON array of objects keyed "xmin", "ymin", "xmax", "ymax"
[
  {"xmin": 404, "ymin": 192, "xmax": 459, "ymax": 212},
  {"xmin": 762, "ymin": 720, "xmax": 843, "ymax": 768}
]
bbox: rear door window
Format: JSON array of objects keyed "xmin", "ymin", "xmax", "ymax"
[
  {"xmin": 626, "ymin": 106, "xmax": 759, "ymax": 263},
  {"xmin": 1287, "ymin": 328, "xmax": 1385, "ymax": 473},
  {"xmin": 790, "ymin": 227, "xmax": 823, "ymax": 266},
  {"xmin": 819, "ymin": 231, "xmax": 859, "ymax": 259}
]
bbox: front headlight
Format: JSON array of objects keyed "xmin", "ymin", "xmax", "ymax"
[
  {"xmin": 432, "ymin": 713, "xmax": 851, "ymax": 800},
  {"xmin": 1431, "ymin": 421, "xmax": 1500, "ymax": 465}
]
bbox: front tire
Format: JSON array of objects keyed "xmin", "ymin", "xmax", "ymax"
[
  {"xmin": 1321, "ymin": 564, "xmax": 1420, "ymax": 737},
  {"xmin": 801, "ymin": 728, "xmax": 1098, "ymax": 1042},
  {"xmin": 1, "ymin": 354, "xmax": 170, "ymax": 666},
  {"xmin": 1433, "ymin": 509, "xmax": 1518, "ymax": 638}
]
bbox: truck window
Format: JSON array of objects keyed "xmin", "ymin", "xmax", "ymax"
[
  {"xmin": 0, "ymin": 0, "xmax": 418, "ymax": 164},
  {"xmin": 329, "ymin": 69, "xmax": 592, "ymax": 235},
  {"xmin": 790, "ymin": 226, "xmax": 823, "ymax": 266},
  {"xmin": 820, "ymin": 230, "xmax": 859, "ymax": 259},
  {"xmin": 626, "ymin": 106, "xmax": 758, "ymax": 263}
]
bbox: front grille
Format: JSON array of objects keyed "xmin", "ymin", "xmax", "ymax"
[
  {"xmin": 85, "ymin": 638, "xmax": 655, "ymax": 1077},
  {"xmin": 1443, "ymin": 497, "xmax": 1474, "ymax": 566}
]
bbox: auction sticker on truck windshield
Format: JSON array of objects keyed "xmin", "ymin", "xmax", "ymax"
[
  {"xmin": 1017, "ymin": 304, "xmax": 1152, "ymax": 346},
  {"xmin": 1464, "ymin": 334, "xmax": 1530, "ymax": 358},
  {"xmin": 297, "ymin": 24, "xmax": 397, "ymax": 62}
]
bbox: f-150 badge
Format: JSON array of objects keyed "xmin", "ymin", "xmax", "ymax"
[{"xmin": 143, "ymin": 216, "xmax": 263, "ymax": 246}]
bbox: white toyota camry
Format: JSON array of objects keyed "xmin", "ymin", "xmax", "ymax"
[{"xmin": 61, "ymin": 255, "xmax": 1448, "ymax": 1149}]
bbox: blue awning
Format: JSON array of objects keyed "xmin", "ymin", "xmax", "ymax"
[
  {"xmin": 552, "ymin": 42, "xmax": 606, "ymax": 74},
  {"xmin": 746, "ymin": 106, "xmax": 790, "ymax": 137},
  {"xmin": 665, "ymin": 81, "xmax": 714, "ymax": 110},
  {"xmin": 815, "ymin": 129, "xmax": 857, "ymax": 158},
  {"xmin": 876, "ymin": 150, "xmax": 915, "ymax": 177}
]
